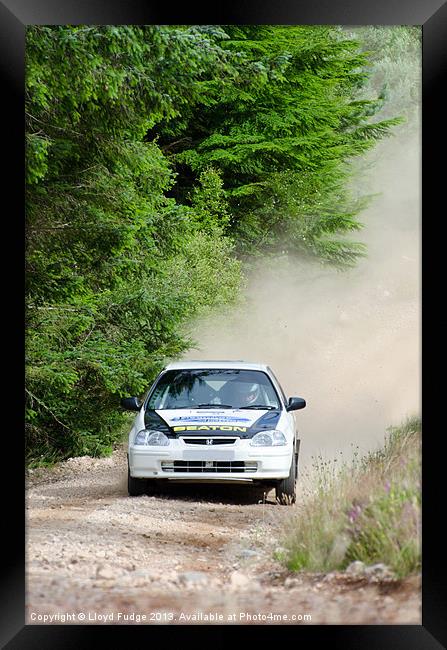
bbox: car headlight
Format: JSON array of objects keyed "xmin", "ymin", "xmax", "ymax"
[
  {"xmin": 250, "ymin": 430, "xmax": 287, "ymax": 446},
  {"xmin": 134, "ymin": 430, "xmax": 170, "ymax": 446}
]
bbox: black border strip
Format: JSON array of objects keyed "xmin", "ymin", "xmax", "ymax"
[
  {"xmin": 3, "ymin": 0, "xmax": 444, "ymax": 647},
  {"xmin": 0, "ymin": 0, "xmax": 445, "ymax": 25}
]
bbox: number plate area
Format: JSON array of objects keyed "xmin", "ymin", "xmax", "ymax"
[{"xmin": 182, "ymin": 449, "xmax": 235, "ymax": 461}]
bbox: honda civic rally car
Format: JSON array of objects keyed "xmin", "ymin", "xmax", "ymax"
[{"xmin": 121, "ymin": 361, "xmax": 306, "ymax": 505}]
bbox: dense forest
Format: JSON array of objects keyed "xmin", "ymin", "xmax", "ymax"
[{"xmin": 25, "ymin": 25, "xmax": 420, "ymax": 464}]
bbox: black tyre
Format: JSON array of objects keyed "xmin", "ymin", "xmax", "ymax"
[
  {"xmin": 275, "ymin": 451, "xmax": 297, "ymax": 505},
  {"xmin": 128, "ymin": 467, "xmax": 147, "ymax": 496}
]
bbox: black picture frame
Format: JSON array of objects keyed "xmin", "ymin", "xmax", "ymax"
[{"xmin": 3, "ymin": 0, "xmax": 444, "ymax": 647}]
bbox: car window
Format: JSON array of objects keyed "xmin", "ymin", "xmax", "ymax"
[{"xmin": 147, "ymin": 369, "xmax": 281, "ymax": 410}]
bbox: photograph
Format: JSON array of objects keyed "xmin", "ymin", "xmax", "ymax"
[{"xmin": 22, "ymin": 23, "xmax": 424, "ymax": 629}]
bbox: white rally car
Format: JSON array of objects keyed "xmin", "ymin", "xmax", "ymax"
[{"xmin": 121, "ymin": 361, "xmax": 306, "ymax": 505}]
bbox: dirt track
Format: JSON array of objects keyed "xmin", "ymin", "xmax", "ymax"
[{"xmin": 26, "ymin": 447, "xmax": 421, "ymax": 625}]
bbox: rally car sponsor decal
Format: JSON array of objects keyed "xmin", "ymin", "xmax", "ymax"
[
  {"xmin": 172, "ymin": 425, "xmax": 247, "ymax": 432},
  {"xmin": 170, "ymin": 415, "xmax": 251, "ymax": 423},
  {"xmin": 143, "ymin": 408, "xmax": 282, "ymax": 438}
]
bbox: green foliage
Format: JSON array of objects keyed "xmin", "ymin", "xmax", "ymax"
[
  {"xmin": 189, "ymin": 167, "xmax": 231, "ymax": 232},
  {"xmin": 25, "ymin": 25, "xmax": 408, "ymax": 463},
  {"xmin": 25, "ymin": 25, "xmax": 241, "ymax": 462},
  {"xmin": 162, "ymin": 25, "xmax": 403, "ymax": 265},
  {"xmin": 345, "ymin": 26, "xmax": 421, "ymax": 132}
]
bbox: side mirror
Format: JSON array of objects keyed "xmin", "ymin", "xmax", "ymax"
[
  {"xmin": 120, "ymin": 396, "xmax": 142, "ymax": 411},
  {"xmin": 286, "ymin": 397, "xmax": 306, "ymax": 412}
]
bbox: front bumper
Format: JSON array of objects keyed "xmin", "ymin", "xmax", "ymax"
[{"xmin": 128, "ymin": 437, "xmax": 292, "ymax": 481}]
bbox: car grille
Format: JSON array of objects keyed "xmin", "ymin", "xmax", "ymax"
[
  {"xmin": 161, "ymin": 461, "xmax": 257, "ymax": 473},
  {"xmin": 180, "ymin": 436, "xmax": 237, "ymax": 446}
]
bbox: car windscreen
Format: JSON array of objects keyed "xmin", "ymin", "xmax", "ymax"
[{"xmin": 146, "ymin": 369, "xmax": 281, "ymax": 410}]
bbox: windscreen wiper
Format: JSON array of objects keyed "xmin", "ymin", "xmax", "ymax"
[
  {"xmin": 197, "ymin": 403, "xmax": 234, "ymax": 409},
  {"xmin": 238, "ymin": 404, "xmax": 277, "ymax": 410}
]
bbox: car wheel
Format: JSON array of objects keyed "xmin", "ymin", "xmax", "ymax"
[
  {"xmin": 128, "ymin": 466, "xmax": 147, "ymax": 496},
  {"xmin": 275, "ymin": 451, "xmax": 297, "ymax": 506}
]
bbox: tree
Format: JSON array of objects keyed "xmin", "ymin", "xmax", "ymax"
[
  {"xmin": 25, "ymin": 26, "xmax": 241, "ymax": 462},
  {"xmin": 25, "ymin": 25, "xmax": 403, "ymax": 464},
  {"xmin": 159, "ymin": 26, "xmax": 402, "ymax": 265}
]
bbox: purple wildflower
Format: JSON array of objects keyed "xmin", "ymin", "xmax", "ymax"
[{"xmin": 347, "ymin": 503, "xmax": 363, "ymax": 523}]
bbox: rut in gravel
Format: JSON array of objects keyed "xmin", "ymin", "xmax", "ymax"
[{"xmin": 26, "ymin": 447, "xmax": 421, "ymax": 625}]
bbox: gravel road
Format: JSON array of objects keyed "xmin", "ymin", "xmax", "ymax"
[{"xmin": 25, "ymin": 446, "xmax": 421, "ymax": 625}]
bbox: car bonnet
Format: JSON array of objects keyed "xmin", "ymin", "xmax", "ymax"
[{"xmin": 144, "ymin": 408, "xmax": 282, "ymax": 439}]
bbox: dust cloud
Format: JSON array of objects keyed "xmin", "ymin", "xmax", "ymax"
[{"xmin": 184, "ymin": 132, "xmax": 421, "ymax": 468}]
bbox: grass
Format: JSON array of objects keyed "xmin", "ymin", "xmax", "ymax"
[{"xmin": 279, "ymin": 415, "xmax": 421, "ymax": 579}]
